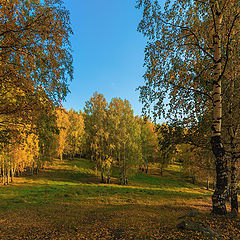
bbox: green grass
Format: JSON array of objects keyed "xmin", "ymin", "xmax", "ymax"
[
  {"xmin": 0, "ymin": 158, "xmax": 210, "ymax": 211},
  {"xmin": 130, "ymin": 171, "xmax": 195, "ymax": 189},
  {"xmin": 0, "ymin": 158, "xmax": 226, "ymax": 240}
]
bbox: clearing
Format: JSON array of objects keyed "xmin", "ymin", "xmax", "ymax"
[{"xmin": 0, "ymin": 158, "xmax": 239, "ymax": 239}]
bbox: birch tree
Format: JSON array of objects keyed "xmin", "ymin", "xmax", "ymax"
[
  {"xmin": 137, "ymin": 0, "xmax": 239, "ymax": 214},
  {"xmin": 66, "ymin": 109, "xmax": 85, "ymax": 158},
  {"xmin": 84, "ymin": 92, "xmax": 109, "ymax": 182},
  {"xmin": 222, "ymin": 27, "xmax": 240, "ymax": 214},
  {"xmin": 139, "ymin": 117, "xmax": 158, "ymax": 173},
  {"xmin": 108, "ymin": 98, "xmax": 141, "ymax": 185},
  {"xmin": 55, "ymin": 107, "xmax": 70, "ymax": 161}
]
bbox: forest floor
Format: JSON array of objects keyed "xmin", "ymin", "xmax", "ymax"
[{"xmin": 0, "ymin": 159, "xmax": 239, "ymax": 240}]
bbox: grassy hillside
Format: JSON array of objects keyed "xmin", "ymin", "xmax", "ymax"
[{"xmin": 0, "ymin": 158, "xmax": 239, "ymax": 239}]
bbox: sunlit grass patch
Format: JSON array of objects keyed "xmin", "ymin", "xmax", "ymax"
[{"xmin": 0, "ymin": 158, "xmax": 211, "ymax": 209}]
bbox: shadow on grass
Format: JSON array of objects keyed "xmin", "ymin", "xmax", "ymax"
[
  {"xmin": 28, "ymin": 167, "xmax": 100, "ymax": 184},
  {"xmin": 0, "ymin": 158, "xmax": 211, "ymax": 212},
  {"xmin": 0, "ymin": 178, "xmax": 210, "ymax": 212},
  {"xmin": 25, "ymin": 158, "xmax": 102, "ymax": 184}
]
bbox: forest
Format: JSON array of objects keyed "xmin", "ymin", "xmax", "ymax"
[{"xmin": 0, "ymin": 0, "xmax": 239, "ymax": 239}]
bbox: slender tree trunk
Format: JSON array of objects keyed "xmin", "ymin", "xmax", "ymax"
[
  {"xmin": 192, "ymin": 175, "xmax": 195, "ymax": 185},
  {"xmin": 106, "ymin": 175, "xmax": 110, "ymax": 184},
  {"xmin": 1, "ymin": 167, "xmax": 3, "ymax": 183},
  {"xmin": 10, "ymin": 167, "xmax": 14, "ymax": 183},
  {"xmin": 91, "ymin": 145, "xmax": 94, "ymax": 162},
  {"xmin": 122, "ymin": 144, "xmax": 125, "ymax": 185},
  {"xmin": 6, "ymin": 168, "xmax": 10, "ymax": 185},
  {"xmin": 35, "ymin": 166, "xmax": 39, "ymax": 175},
  {"xmin": 101, "ymin": 170, "xmax": 104, "ymax": 183},
  {"xmin": 145, "ymin": 160, "xmax": 148, "ymax": 173},
  {"xmin": 230, "ymin": 143, "xmax": 238, "ymax": 214},
  {"xmin": 122, "ymin": 143, "xmax": 127, "ymax": 185},
  {"xmin": 3, "ymin": 165, "xmax": 5, "ymax": 185},
  {"xmin": 160, "ymin": 165, "xmax": 163, "ymax": 176},
  {"xmin": 31, "ymin": 162, "xmax": 35, "ymax": 175}
]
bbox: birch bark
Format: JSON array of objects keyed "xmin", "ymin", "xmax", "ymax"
[{"xmin": 210, "ymin": 0, "xmax": 228, "ymax": 215}]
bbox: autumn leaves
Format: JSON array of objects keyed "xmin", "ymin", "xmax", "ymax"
[
  {"xmin": 79, "ymin": 92, "xmax": 158, "ymax": 185},
  {"xmin": 0, "ymin": 1, "xmax": 72, "ymax": 184}
]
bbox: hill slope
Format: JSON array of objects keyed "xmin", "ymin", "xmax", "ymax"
[{"xmin": 0, "ymin": 158, "xmax": 238, "ymax": 239}]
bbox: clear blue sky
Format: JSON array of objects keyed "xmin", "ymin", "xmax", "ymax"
[{"xmin": 62, "ymin": 0, "xmax": 147, "ymax": 116}]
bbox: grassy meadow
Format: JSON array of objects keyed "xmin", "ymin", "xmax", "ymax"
[{"xmin": 0, "ymin": 158, "xmax": 239, "ymax": 240}]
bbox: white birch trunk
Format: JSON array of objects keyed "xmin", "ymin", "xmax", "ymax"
[{"xmin": 210, "ymin": 0, "xmax": 228, "ymax": 215}]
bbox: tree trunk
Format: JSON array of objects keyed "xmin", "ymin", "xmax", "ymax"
[
  {"xmin": 210, "ymin": 4, "xmax": 228, "ymax": 215},
  {"xmin": 6, "ymin": 168, "xmax": 10, "ymax": 185},
  {"xmin": 192, "ymin": 175, "xmax": 195, "ymax": 185},
  {"xmin": 36, "ymin": 166, "xmax": 39, "ymax": 175},
  {"xmin": 101, "ymin": 171, "xmax": 104, "ymax": 183},
  {"xmin": 31, "ymin": 162, "xmax": 34, "ymax": 175},
  {"xmin": 2, "ymin": 165, "xmax": 5, "ymax": 185},
  {"xmin": 1, "ymin": 167, "xmax": 3, "ymax": 183},
  {"xmin": 145, "ymin": 160, "xmax": 148, "ymax": 173},
  {"xmin": 211, "ymin": 136, "xmax": 228, "ymax": 215},
  {"xmin": 10, "ymin": 167, "xmax": 14, "ymax": 183},
  {"xmin": 228, "ymin": 64, "xmax": 238, "ymax": 214},
  {"xmin": 230, "ymin": 152, "xmax": 238, "ymax": 214},
  {"xmin": 121, "ymin": 143, "xmax": 127, "ymax": 185}
]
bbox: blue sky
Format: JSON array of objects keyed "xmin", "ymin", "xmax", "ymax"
[{"xmin": 62, "ymin": 0, "xmax": 147, "ymax": 116}]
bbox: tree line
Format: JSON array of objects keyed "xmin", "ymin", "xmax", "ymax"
[
  {"xmin": 52, "ymin": 92, "xmax": 217, "ymax": 187},
  {"xmin": 1, "ymin": 83, "xmax": 217, "ymax": 188}
]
